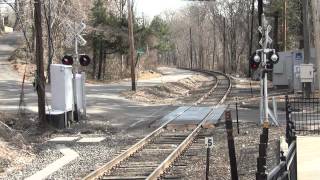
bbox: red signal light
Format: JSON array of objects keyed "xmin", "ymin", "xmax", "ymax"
[{"xmin": 62, "ymin": 55, "xmax": 74, "ymax": 65}]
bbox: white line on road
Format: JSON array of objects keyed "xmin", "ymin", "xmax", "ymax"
[{"xmin": 25, "ymin": 145, "xmax": 79, "ymax": 180}]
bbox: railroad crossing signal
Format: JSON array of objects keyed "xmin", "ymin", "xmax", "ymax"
[{"xmin": 255, "ymin": 14, "xmax": 279, "ymax": 126}]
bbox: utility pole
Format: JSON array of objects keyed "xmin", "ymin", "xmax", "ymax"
[
  {"xmin": 283, "ymin": 0, "xmax": 287, "ymax": 51},
  {"xmin": 34, "ymin": 0, "xmax": 46, "ymax": 127},
  {"xmin": 189, "ymin": 27, "xmax": 193, "ymax": 69},
  {"xmin": 303, "ymin": 0, "xmax": 311, "ymax": 98},
  {"xmin": 273, "ymin": 12, "xmax": 279, "ymax": 51},
  {"xmin": 128, "ymin": 0, "xmax": 136, "ymax": 91},
  {"xmin": 258, "ymin": 0, "xmax": 263, "ymax": 26},
  {"xmin": 311, "ymin": 0, "xmax": 320, "ymax": 94}
]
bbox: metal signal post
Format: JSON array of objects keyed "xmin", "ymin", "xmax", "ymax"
[
  {"xmin": 253, "ymin": 14, "xmax": 279, "ymax": 127},
  {"xmin": 255, "ymin": 14, "xmax": 279, "ymax": 180},
  {"xmin": 63, "ymin": 21, "xmax": 87, "ymax": 121}
]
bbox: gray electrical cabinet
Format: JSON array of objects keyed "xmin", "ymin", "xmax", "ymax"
[
  {"xmin": 273, "ymin": 49, "xmax": 318, "ymax": 92},
  {"xmin": 273, "ymin": 51, "xmax": 293, "ymax": 89}
]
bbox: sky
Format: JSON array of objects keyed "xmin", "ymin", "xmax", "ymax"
[{"xmin": 135, "ymin": 0, "xmax": 190, "ymax": 19}]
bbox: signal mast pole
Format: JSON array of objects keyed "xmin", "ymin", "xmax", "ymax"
[{"xmin": 256, "ymin": 14, "xmax": 279, "ymax": 180}]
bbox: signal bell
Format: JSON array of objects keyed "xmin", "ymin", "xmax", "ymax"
[
  {"xmin": 79, "ymin": 54, "xmax": 91, "ymax": 66},
  {"xmin": 61, "ymin": 55, "xmax": 74, "ymax": 65}
]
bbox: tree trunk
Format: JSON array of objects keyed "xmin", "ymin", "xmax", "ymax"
[
  {"xmin": 46, "ymin": 0, "xmax": 53, "ymax": 83},
  {"xmin": 102, "ymin": 49, "xmax": 107, "ymax": 79},
  {"xmin": 189, "ymin": 27, "xmax": 193, "ymax": 69},
  {"xmin": 34, "ymin": 0, "xmax": 46, "ymax": 127},
  {"xmin": 97, "ymin": 40, "xmax": 103, "ymax": 80},
  {"xmin": 212, "ymin": 22, "xmax": 216, "ymax": 71},
  {"xmin": 92, "ymin": 39, "xmax": 97, "ymax": 79}
]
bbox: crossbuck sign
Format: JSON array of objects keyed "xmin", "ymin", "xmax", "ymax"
[{"xmin": 64, "ymin": 21, "xmax": 87, "ymax": 48}]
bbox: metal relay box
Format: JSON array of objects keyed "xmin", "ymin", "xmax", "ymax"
[
  {"xmin": 300, "ymin": 64, "xmax": 314, "ymax": 83},
  {"xmin": 50, "ymin": 64, "xmax": 73, "ymax": 111}
]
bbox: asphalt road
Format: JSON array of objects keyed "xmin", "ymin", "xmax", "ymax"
[
  {"xmin": 0, "ymin": 32, "xmax": 38, "ymax": 113},
  {"xmin": 0, "ymin": 34, "xmax": 195, "ymax": 130},
  {"xmin": 84, "ymin": 68, "xmax": 196, "ymax": 130}
]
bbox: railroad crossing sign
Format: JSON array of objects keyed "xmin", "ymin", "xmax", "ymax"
[
  {"xmin": 205, "ymin": 137, "xmax": 214, "ymax": 149},
  {"xmin": 63, "ymin": 21, "xmax": 87, "ymax": 48},
  {"xmin": 258, "ymin": 25, "xmax": 273, "ymax": 47}
]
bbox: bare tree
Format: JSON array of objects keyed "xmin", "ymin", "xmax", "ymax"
[
  {"xmin": 34, "ymin": 0, "xmax": 46, "ymax": 126},
  {"xmin": 167, "ymin": 0, "xmax": 251, "ymax": 75}
]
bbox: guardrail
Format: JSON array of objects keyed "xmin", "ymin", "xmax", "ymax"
[{"xmin": 267, "ymin": 141, "xmax": 297, "ymax": 180}]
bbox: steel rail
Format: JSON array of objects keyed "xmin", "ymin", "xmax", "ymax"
[
  {"xmin": 82, "ymin": 103, "xmax": 195, "ymax": 180},
  {"xmin": 212, "ymin": 71, "xmax": 232, "ymax": 105},
  {"xmin": 82, "ymin": 70, "xmax": 231, "ymax": 180},
  {"xmin": 147, "ymin": 70, "xmax": 231, "ymax": 179},
  {"xmin": 194, "ymin": 77, "xmax": 220, "ymax": 105}
]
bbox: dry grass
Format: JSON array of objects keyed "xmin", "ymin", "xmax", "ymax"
[
  {"xmin": 122, "ymin": 74, "xmax": 211, "ymax": 104},
  {"xmin": 0, "ymin": 112, "xmax": 36, "ymax": 177}
]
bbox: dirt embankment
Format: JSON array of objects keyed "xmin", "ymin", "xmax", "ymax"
[{"xmin": 122, "ymin": 74, "xmax": 212, "ymax": 105}]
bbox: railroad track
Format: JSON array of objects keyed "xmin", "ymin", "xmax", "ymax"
[{"xmin": 83, "ymin": 70, "xmax": 231, "ymax": 180}]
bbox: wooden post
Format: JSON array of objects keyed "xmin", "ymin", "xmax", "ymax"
[
  {"xmin": 312, "ymin": 0, "xmax": 320, "ymax": 95},
  {"xmin": 206, "ymin": 147, "xmax": 210, "ymax": 180},
  {"xmin": 225, "ymin": 111, "xmax": 239, "ymax": 180},
  {"xmin": 256, "ymin": 128, "xmax": 268, "ymax": 180},
  {"xmin": 236, "ymin": 98, "xmax": 240, "ymax": 134},
  {"xmin": 128, "ymin": 0, "xmax": 136, "ymax": 91},
  {"xmin": 34, "ymin": 0, "xmax": 46, "ymax": 126}
]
